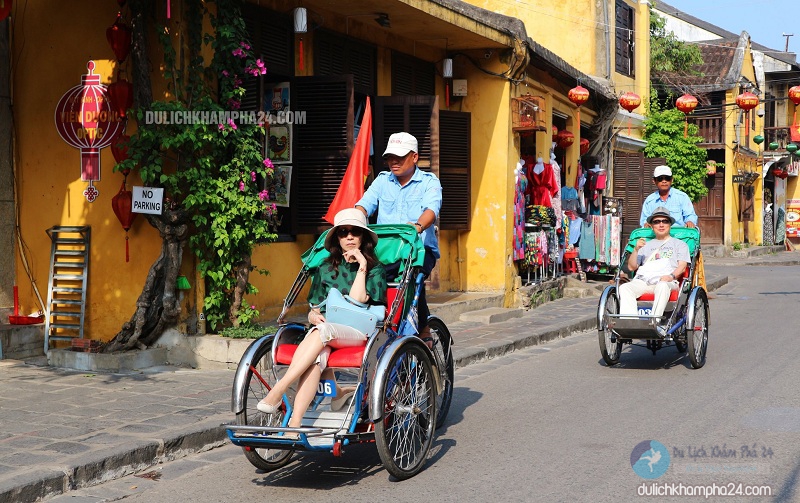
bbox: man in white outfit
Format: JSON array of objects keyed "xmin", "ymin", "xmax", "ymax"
[{"xmin": 619, "ymin": 207, "xmax": 690, "ymax": 332}]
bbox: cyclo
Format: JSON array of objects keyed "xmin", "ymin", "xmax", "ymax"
[
  {"xmin": 596, "ymin": 226, "xmax": 709, "ymax": 368},
  {"xmin": 226, "ymin": 224, "xmax": 454, "ymax": 480}
]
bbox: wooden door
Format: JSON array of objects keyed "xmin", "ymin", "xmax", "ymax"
[{"xmin": 693, "ymin": 173, "xmax": 724, "ymax": 244}]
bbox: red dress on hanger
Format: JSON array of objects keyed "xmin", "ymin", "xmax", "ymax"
[{"xmin": 527, "ymin": 163, "xmax": 559, "ymax": 207}]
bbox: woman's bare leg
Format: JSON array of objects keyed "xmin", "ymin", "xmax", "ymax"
[
  {"xmin": 288, "ymin": 365, "xmax": 322, "ymax": 428},
  {"xmin": 260, "ymin": 329, "xmax": 324, "ymax": 407}
]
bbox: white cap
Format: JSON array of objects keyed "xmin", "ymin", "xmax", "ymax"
[
  {"xmin": 653, "ymin": 165, "xmax": 672, "ymax": 178},
  {"xmin": 382, "ymin": 132, "xmax": 418, "ymax": 157}
]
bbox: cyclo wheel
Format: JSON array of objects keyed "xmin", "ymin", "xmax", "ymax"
[
  {"xmin": 598, "ymin": 286, "xmax": 622, "ymax": 366},
  {"xmin": 687, "ymin": 288, "xmax": 709, "ymax": 369},
  {"xmin": 375, "ymin": 341, "xmax": 437, "ymax": 480},
  {"xmin": 235, "ymin": 338, "xmax": 293, "ymax": 471},
  {"xmin": 427, "ymin": 317, "xmax": 454, "ymax": 429}
]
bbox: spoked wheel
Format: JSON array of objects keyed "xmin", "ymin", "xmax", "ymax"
[
  {"xmin": 236, "ymin": 341, "xmax": 293, "ymax": 471},
  {"xmin": 375, "ymin": 342, "xmax": 437, "ymax": 480},
  {"xmin": 427, "ymin": 317, "xmax": 454, "ymax": 429},
  {"xmin": 598, "ymin": 286, "xmax": 622, "ymax": 366},
  {"xmin": 687, "ymin": 288, "xmax": 709, "ymax": 369}
]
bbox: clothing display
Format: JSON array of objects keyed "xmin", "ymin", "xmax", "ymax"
[
  {"xmin": 526, "ymin": 159, "xmax": 559, "ymax": 207},
  {"xmin": 764, "ymin": 203, "xmax": 774, "ymax": 246},
  {"xmin": 513, "ymin": 159, "xmax": 528, "ymax": 261}
]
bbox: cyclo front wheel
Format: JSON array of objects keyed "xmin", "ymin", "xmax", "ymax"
[
  {"xmin": 235, "ymin": 338, "xmax": 294, "ymax": 471},
  {"xmin": 427, "ymin": 317, "xmax": 454, "ymax": 429},
  {"xmin": 375, "ymin": 341, "xmax": 437, "ymax": 480},
  {"xmin": 598, "ymin": 286, "xmax": 622, "ymax": 366}
]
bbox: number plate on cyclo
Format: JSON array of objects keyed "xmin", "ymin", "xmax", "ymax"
[
  {"xmin": 316, "ymin": 379, "xmax": 336, "ymax": 397},
  {"xmin": 638, "ymin": 308, "xmax": 652, "ymax": 316}
]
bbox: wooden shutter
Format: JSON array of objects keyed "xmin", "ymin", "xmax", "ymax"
[
  {"xmin": 439, "ymin": 111, "xmax": 471, "ymax": 230},
  {"xmin": 612, "ymin": 152, "xmax": 666, "ymax": 238},
  {"xmin": 391, "ymin": 52, "xmax": 436, "ymax": 96},
  {"xmin": 242, "ymin": 5, "xmax": 293, "ymax": 111},
  {"xmin": 374, "ymin": 96, "xmax": 438, "ymax": 175},
  {"xmin": 292, "ymin": 76, "xmax": 354, "ymax": 234},
  {"xmin": 614, "ymin": 0, "xmax": 634, "ymax": 76},
  {"xmin": 315, "ymin": 31, "xmax": 376, "ymax": 95}
]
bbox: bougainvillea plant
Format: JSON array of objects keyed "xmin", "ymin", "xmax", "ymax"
[{"xmin": 116, "ymin": 0, "xmax": 277, "ymax": 335}]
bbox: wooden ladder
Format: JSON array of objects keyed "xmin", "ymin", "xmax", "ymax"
[{"xmin": 44, "ymin": 226, "xmax": 90, "ymax": 352}]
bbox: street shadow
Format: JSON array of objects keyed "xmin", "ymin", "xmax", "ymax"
[{"xmin": 596, "ymin": 343, "xmax": 693, "ymax": 370}]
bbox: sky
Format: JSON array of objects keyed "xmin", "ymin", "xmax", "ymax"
[{"xmin": 661, "ymin": 0, "xmax": 800, "ymax": 57}]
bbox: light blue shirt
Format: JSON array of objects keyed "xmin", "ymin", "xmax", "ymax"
[
  {"xmin": 357, "ymin": 168, "xmax": 443, "ymax": 258},
  {"xmin": 640, "ymin": 187, "xmax": 698, "ymax": 227}
]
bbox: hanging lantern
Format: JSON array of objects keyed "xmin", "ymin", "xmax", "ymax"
[
  {"xmin": 0, "ymin": 0, "xmax": 12, "ymax": 21},
  {"xmin": 568, "ymin": 85, "xmax": 590, "ymax": 125},
  {"xmin": 769, "ymin": 141, "xmax": 780, "ymax": 151},
  {"xmin": 552, "ymin": 125, "xmax": 558, "ymax": 142},
  {"xmin": 736, "ymin": 91, "xmax": 759, "ymax": 137},
  {"xmin": 111, "ymin": 133, "xmax": 131, "ymax": 173},
  {"xmin": 107, "ymin": 78, "xmax": 133, "ymax": 118},
  {"xmin": 675, "ymin": 93, "xmax": 698, "ymax": 138},
  {"xmin": 556, "ymin": 130, "xmax": 574, "ymax": 149},
  {"xmin": 111, "ymin": 181, "xmax": 138, "ymax": 262},
  {"xmin": 106, "ymin": 13, "xmax": 132, "ymax": 63},
  {"xmin": 619, "ymin": 92, "xmax": 641, "ymax": 135},
  {"xmin": 54, "ymin": 61, "xmax": 126, "ymax": 202},
  {"xmin": 753, "ymin": 135, "xmax": 765, "ymax": 145},
  {"xmin": 579, "ymin": 138, "xmax": 590, "ymax": 155},
  {"xmin": 789, "ymin": 85, "xmax": 800, "ymax": 126},
  {"xmin": 787, "ymin": 143, "xmax": 799, "ymax": 154}
]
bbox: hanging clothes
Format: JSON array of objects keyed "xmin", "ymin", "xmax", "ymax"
[
  {"xmin": 763, "ymin": 203, "xmax": 774, "ymax": 246},
  {"xmin": 527, "ymin": 159, "xmax": 559, "ymax": 207},
  {"xmin": 513, "ymin": 159, "xmax": 528, "ymax": 261}
]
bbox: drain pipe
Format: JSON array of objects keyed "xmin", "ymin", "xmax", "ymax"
[{"xmin": 603, "ymin": 0, "xmax": 611, "ymax": 79}]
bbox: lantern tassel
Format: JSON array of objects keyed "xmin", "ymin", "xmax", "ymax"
[
  {"xmin": 125, "ymin": 234, "xmax": 130, "ymax": 263},
  {"xmin": 684, "ymin": 118, "xmax": 688, "ymax": 138},
  {"xmin": 167, "ymin": 0, "xmax": 170, "ymax": 19},
  {"xmin": 298, "ymin": 38, "xmax": 304, "ymax": 71},
  {"xmin": 446, "ymin": 82, "xmax": 450, "ymax": 108}
]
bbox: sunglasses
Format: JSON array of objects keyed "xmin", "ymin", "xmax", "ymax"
[
  {"xmin": 336, "ymin": 226, "xmax": 364, "ymax": 238},
  {"xmin": 383, "ymin": 153, "xmax": 411, "ymax": 165},
  {"xmin": 650, "ymin": 219, "xmax": 671, "ymax": 225},
  {"xmin": 655, "ymin": 175, "xmax": 673, "ymax": 182}
]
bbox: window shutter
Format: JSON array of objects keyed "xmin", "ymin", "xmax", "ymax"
[
  {"xmin": 374, "ymin": 96, "xmax": 438, "ymax": 175},
  {"xmin": 315, "ymin": 31, "xmax": 376, "ymax": 95},
  {"xmin": 614, "ymin": 0, "xmax": 633, "ymax": 76},
  {"xmin": 242, "ymin": 6, "xmax": 293, "ymax": 111},
  {"xmin": 391, "ymin": 52, "xmax": 436, "ymax": 96},
  {"xmin": 292, "ymin": 76, "xmax": 354, "ymax": 234},
  {"xmin": 439, "ymin": 111, "xmax": 471, "ymax": 230}
]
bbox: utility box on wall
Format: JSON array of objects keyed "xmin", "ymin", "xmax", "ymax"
[{"xmin": 452, "ymin": 79, "xmax": 468, "ymax": 96}]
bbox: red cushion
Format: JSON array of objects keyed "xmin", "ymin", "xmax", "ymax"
[
  {"xmin": 638, "ymin": 290, "xmax": 679, "ymax": 302},
  {"xmin": 274, "ymin": 343, "xmax": 365, "ymax": 368},
  {"xmin": 386, "ymin": 287, "xmax": 405, "ymax": 327}
]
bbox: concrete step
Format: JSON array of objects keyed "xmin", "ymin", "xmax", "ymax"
[
  {"xmin": 459, "ymin": 307, "xmax": 524, "ymax": 324},
  {"xmin": 427, "ymin": 291, "xmax": 505, "ymax": 325}
]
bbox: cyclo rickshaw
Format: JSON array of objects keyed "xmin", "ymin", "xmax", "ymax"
[
  {"xmin": 226, "ymin": 224, "xmax": 454, "ymax": 480},
  {"xmin": 596, "ymin": 226, "xmax": 709, "ymax": 368}
]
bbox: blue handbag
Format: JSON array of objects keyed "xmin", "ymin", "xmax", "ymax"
[{"xmin": 321, "ymin": 288, "xmax": 385, "ymax": 334}]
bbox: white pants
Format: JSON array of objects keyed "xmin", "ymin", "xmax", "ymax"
[
  {"xmin": 311, "ymin": 322, "xmax": 367, "ymax": 370},
  {"xmin": 619, "ymin": 279, "xmax": 679, "ymax": 319}
]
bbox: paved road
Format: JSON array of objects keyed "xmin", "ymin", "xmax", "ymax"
[{"xmin": 47, "ymin": 265, "xmax": 800, "ymax": 502}]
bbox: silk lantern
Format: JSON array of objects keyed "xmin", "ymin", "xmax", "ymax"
[
  {"xmin": 675, "ymin": 93, "xmax": 698, "ymax": 138},
  {"xmin": 788, "ymin": 85, "xmax": 800, "ymax": 126},
  {"xmin": 556, "ymin": 130, "xmax": 574, "ymax": 149},
  {"xmin": 552, "ymin": 125, "xmax": 558, "ymax": 142},
  {"xmin": 112, "ymin": 181, "xmax": 137, "ymax": 262},
  {"xmin": 736, "ymin": 91, "xmax": 759, "ymax": 137},
  {"xmin": 619, "ymin": 92, "xmax": 641, "ymax": 135},
  {"xmin": 568, "ymin": 85, "xmax": 589, "ymax": 125},
  {"xmin": 106, "ymin": 13, "xmax": 132, "ymax": 63},
  {"xmin": 107, "ymin": 77, "xmax": 133, "ymax": 118},
  {"xmin": 579, "ymin": 138, "xmax": 590, "ymax": 156}
]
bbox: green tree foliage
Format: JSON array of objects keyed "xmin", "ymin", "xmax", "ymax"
[
  {"xmin": 643, "ymin": 98, "xmax": 708, "ymax": 202},
  {"xmin": 120, "ymin": 0, "xmax": 277, "ymax": 330},
  {"xmin": 650, "ymin": 6, "xmax": 703, "ymax": 73}
]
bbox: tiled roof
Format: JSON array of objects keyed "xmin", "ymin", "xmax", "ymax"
[{"xmin": 652, "ymin": 37, "xmax": 746, "ymax": 93}]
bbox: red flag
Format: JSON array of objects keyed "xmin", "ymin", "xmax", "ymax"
[{"xmin": 324, "ymin": 97, "xmax": 372, "ymax": 224}]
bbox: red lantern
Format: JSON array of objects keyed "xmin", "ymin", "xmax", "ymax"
[
  {"xmin": 0, "ymin": 0, "xmax": 12, "ymax": 21},
  {"xmin": 106, "ymin": 13, "xmax": 132, "ymax": 63},
  {"xmin": 568, "ymin": 85, "xmax": 590, "ymax": 124},
  {"xmin": 556, "ymin": 130, "xmax": 574, "ymax": 149},
  {"xmin": 112, "ymin": 181, "xmax": 138, "ymax": 262},
  {"xmin": 107, "ymin": 78, "xmax": 133, "ymax": 118},
  {"xmin": 736, "ymin": 91, "xmax": 759, "ymax": 136},
  {"xmin": 54, "ymin": 61, "xmax": 126, "ymax": 202},
  {"xmin": 111, "ymin": 133, "xmax": 131, "ymax": 169},
  {"xmin": 788, "ymin": 86, "xmax": 800, "ymax": 126},
  {"xmin": 579, "ymin": 138, "xmax": 590, "ymax": 155},
  {"xmin": 552, "ymin": 125, "xmax": 558, "ymax": 142},
  {"xmin": 675, "ymin": 93, "xmax": 698, "ymax": 138},
  {"xmin": 619, "ymin": 92, "xmax": 641, "ymax": 135}
]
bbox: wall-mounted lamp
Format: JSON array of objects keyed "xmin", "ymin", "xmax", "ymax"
[
  {"xmin": 375, "ymin": 13, "xmax": 391, "ymax": 28},
  {"xmin": 294, "ymin": 7, "xmax": 308, "ymax": 33},
  {"xmin": 443, "ymin": 58, "xmax": 453, "ymax": 79}
]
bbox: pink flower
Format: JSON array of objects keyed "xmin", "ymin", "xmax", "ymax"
[
  {"xmin": 240, "ymin": 42, "xmax": 251, "ymax": 50},
  {"xmin": 255, "ymin": 59, "xmax": 267, "ymax": 75},
  {"xmin": 258, "ymin": 190, "xmax": 269, "ymax": 201},
  {"xmin": 232, "ymin": 48, "xmax": 245, "ymax": 58},
  {"xmin": 239, "ymin": 181, "xmax": 245, "ymax": 191},
  {"xmin": 227, "ymin": 119, "xmax": 237, "ymax": 130},
  {"xmin": 250, "ymin": 305, "xmax": 256, "ymax": 310},
  {"xmin": 250, "ymin": 171, "xmax": 256, "ymax": 182},
  {"xmin": 222, "ymin": 70, "xmax": 229, "ymax": 77},
  {"xmin": 228, "ymin": 99, "xmax": 241, "ymax": 110},
  {"xmin": 218, "ymin": 123, "xmax": 224, "ymax": 131},
  {"xmin": 262, "ymin": 158, "xmax": 273, "ymax": 168}
]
